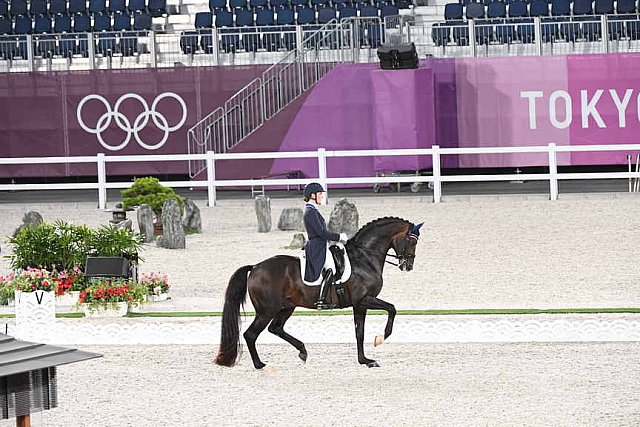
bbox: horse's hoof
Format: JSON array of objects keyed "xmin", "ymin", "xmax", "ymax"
[
  {"xmin": 367, "ymin": 361, "xmax": 380, "ymax": 368},
  {"xmin": 255, "ymin": 362, "xmax": 266, "ymax": 370},
  {"xmin": 374, "ymin": 335, "xmax": 385, "ymax": 347},
  {"xmin": 299, "ymin": 352, "xmax": 308, "ymax": 363}
]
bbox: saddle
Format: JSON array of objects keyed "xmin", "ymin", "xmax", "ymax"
[{"xmin": 299, "ymin": 242, "xmax": 351, "ymax": 287}]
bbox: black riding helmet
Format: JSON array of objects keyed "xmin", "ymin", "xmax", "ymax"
[{"xmin": 303, "ymin": 182, "xmax": 324, "ymax": 200}]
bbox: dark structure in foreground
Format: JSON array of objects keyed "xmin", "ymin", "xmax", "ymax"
[{"xmin": 0, "ymin": 333, "xmax": 101, "ymax": 427}]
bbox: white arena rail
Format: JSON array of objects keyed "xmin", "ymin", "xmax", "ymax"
[{"xmin": 1, "ymin": 143, "xmax": 640, "ymax": 209}]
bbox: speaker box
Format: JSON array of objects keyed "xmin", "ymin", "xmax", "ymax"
[
  {"xmin": 377, "ymin": 43, "xmax": 419, "ymax": 70},
  {"xmin": 85, "ymin": 256, "xmax": 132, "ymax": 278}
]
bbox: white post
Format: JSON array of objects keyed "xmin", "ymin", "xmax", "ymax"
[
  {"xmin": 318, "ymin": 147, "xmax": 328, "ymax": 204},
  {"xmin": 97, "ymin": 153, "xmax": 107, "ymax": 210},
  {"xmin": 149, "ymin": 30, "xmax": 157, "ymax": 68},
  {"xmin": 548, "ymin": 143, "xmax": 558, "ymax": 201},
  {"xmin": 431, "ymin": 145, "xmax": 442, "ymax": 203},
  {"xmin": 534, "ymin": 17, "xmax": 543, "ymax": 56},
  {"xmin": 206, "ymin": 150, "xmax": 217, "ymax": 207}
]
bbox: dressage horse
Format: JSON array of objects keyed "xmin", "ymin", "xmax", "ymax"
[{"xmin": 215, "ymin": 217, "xmax": 422, "ymax": 369}]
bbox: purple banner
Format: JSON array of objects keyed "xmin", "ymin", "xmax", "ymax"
[{"xmin": 0, "ymin": 66, "xmax": 267, "ymax": 178}]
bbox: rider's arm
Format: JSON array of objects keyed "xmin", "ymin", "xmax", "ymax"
[{"xmin": 305, "ymin": 210, "xmax": 340, "ymax": 242}]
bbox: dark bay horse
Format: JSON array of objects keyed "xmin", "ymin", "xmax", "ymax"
[{"xmin": 215, "ymin": 217, "xmax": 422, "ymax": 369}]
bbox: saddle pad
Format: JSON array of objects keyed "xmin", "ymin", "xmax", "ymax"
[{"xmin": 299, "ymin": 242, "xmax": 351, "ymax": 286}]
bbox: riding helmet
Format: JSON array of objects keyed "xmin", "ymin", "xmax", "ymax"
[{"xmin": 303, "ymin": 182, "xmax": 324, "ymax": 199}]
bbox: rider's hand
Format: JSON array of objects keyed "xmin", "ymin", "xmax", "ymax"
[{"xmin": 339, "ymin": 233, "xmax": 348, "ymax": 243}]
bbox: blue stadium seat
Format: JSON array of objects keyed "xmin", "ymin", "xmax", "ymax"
[
  {"xmin": 235, "ymin": 8, "xmax": 253, "ymax": 25},
  {"xmin": 616, "ymin": 0, "xmax": 635, "ymax": 14},
  {"xmin": 49, "ymin": 0, "xmax": 68, "ymax": 16},
  {"xmin": 574, "ymin": 0, "xmax": 599, "ymax": 41},
  {"xmin": 380, "ymin": 4, "xmax": 398, "ymax": 17},
  {"xmin": 54, "ymin": 15, "xmax": 73, "ymax": 32},
  {"xmin": 93, "ymin": 14, "xmax": 112, "ymax": 30},
  {"xmin": 508, "ymin": 1, "xmax": 527, "ymax": 17},
  {"xmin": 14, "ymin": 16, "xmax": 32, "ymax": 34},
  {"xmin": 352, "ymin": 0, "xmax": 368, "ymax": 9},
  {"xmin": 215, "ymin": 9, "xmax": 233, "ymax": 25},
  {"xmin": 129, "ymin": 0, "xmax": 147, "ymax": 13},
  {"xmin": 69, "ymin": 0, "xmax": 88, "ymax": 15},
  {"xmin": 256, "ymin": 8, "xmax": 274, "ymax": 25},
  {"xmin": 333, "ymin": 0, "xmax": 349, "ymax": 9},
  {"xmin": 0, "ymin": 0, "xmax": 8, "ymax": 17},
  {"xmin": 10, "ymin": 0, "xmax": 28, "ymax": 17},
  {"xmin": 359, "ymin": 5, "xmax": 378, "ymax": 16},
  {"xmin": 109, "ymin": 0, "xmax": 127, "ymax": 15},
  {"xmin": 195, "ymin": 11, "xmax": 213, "ymax": 27},
  {"xmin": 465, "ymin": 2, "xmax": 484, "ymax": 18},
  {"xmin": 572, "ymin": 0, "xmax": 592, "ymax": 15},
  {"xmin": 594, "ymin": 0, "xmax": 613, "ymax": 14},
  {"xmin": 30, "ymin": 0, "xmax": 48, "ymax": 17},
  {"xmin": 396, "ymin": 0, "xmax": 411, "ymax": 9},
  {"xmin": 0, "ymin": 16, "xmax": 11, "ymax": 33},
  {"xmin": 97, "ymin": 32, "xmax": 116, "ymax": 55},
  {"xmin": 339, "ymin": 6, "xmax": 357, "ymax": 18},
  {"xmin": 89, "ymin": 0, "xmax": 107, "ymax": 15},
  {"xmin": 58, "ymin": 34, "xmax": 77, "ymax": 57},
  {"xmin": 509, "ymin": 1, "xmax": 533, "ymax": 43},
  {"xmin": 210, "ymin": 0, "xmax": 227, "ymax": 10},
  {"xmin": 444, "ymin": 3, "xmax": 463, "ymax": 19},
  {"xmin": 229, "ymin": 0, "xmax": 247, "ymax": 9},
  {"xmin": 180, "ymin": 30, "xmax": 198, "ymax": 53},
  {"xmin": 276, "ymin": 7, "xmax": 294, "ymax": 24},
  {"xmin": 550, "ymin": 0, "xmax": 570, "ymax": 15},
  {"xmin": 291, "ymin": 0, "xmax": 308, "ymax": 9},
  {"xmin": 487, "ymin": 1, "xmax": 506, "ymax": 17},
  {"xmin": 311, "ymin": 0, "xmax": 330, "ymax": 9},
  {"xmin": 529, "ymin": 0, "xmax": 548, "ymax": 16},
  {"xmin": 297, "ymin": 7, "xmax": 316, "ymax": 24},
  {"xmin": 113, "ymin": 13, "xmax": 131, "ymax": 30},
  {"xmin": 34, "ymin": 15, "xmax": 52, "ymax": 33},
  {"xmin": 133, "ymin": 12, "xmax": 151, "ymax": 30},
  {"xmin": 269, "ymin": 0, "xmax": 288, "ymax": 8},
  {"xmin": 250, "ymin": 0, "xmax": 268, "ymax": 8},
  {"xmin": 148, "ymin": 0, "xmax": 167, "ymax": 17},
  {"xmin": 551, "ymin": 0, "xmax": 578, "ymax": 42},
  {"xmin": 74, "ymin": 14, "xmax": 91, "ymax": 31},
  {"xmin": 317, "ymin": 6, "xmax": 336, "ymax": 23}
]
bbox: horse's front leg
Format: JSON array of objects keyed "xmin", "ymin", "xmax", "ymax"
[
  {"xmin": 353, "ymin": 306, "xmax": 379, "ymax": 368},
  {"xmin": 359, "ymin": 296, "xmax": 396, "ymax": 346}
]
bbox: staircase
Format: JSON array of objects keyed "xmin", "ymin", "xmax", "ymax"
[{"xmin": 186, "ymin": 17, "xmax": 383, "ymax": 178}]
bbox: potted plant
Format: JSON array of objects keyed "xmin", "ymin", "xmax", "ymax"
[
  {"xmin": 77, "ymin": 278, "xmax": 145, "ymax": 318},
  {"xmin": 0, "ymin": 273, "xmax": 16, "ymax": 306},
  {"xmin": 54, "ymin": 266, "xmax": 86, "ymax": 306},
  {"xmin": 13, "ymin": 267, "xmax": 57, "ymax": 324},
  {"xmin": 121, "ymin": 177, "xmax": 184, "ymax": 235},
  {"xmin": 139, "ymin": 272, "xmax": 171, "ymax": 302}
]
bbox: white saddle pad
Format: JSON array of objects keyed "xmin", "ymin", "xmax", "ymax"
[{"xmin": 299, "ymin": 242, "xmax": 352, "ymax": 287}]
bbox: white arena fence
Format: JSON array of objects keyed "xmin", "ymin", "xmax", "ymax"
[{"xmin": 0, "ymin": 142, "xmax": 639, "ymax": 209}]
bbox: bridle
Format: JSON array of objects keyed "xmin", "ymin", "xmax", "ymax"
[{"xmin": 385, "ymin": 234, "xmax": 418, "ymax": 268}]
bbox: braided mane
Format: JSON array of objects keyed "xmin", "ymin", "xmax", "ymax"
[{"xmin": 351, "ymin": 216, "xmax": 413, "ymax": 242}]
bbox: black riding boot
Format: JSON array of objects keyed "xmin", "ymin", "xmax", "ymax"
[{"xmin": 315, "ymin": 270, "xmax": 336, "ymax": 310}]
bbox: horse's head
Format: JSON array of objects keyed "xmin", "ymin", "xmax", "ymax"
[{"xmin": 392, "ymin": 222, "xmax": 423, "ymax": 272}]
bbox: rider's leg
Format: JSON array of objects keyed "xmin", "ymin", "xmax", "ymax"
[{"xmin": 315, "ymin": 269, "xmax": 336, "ymax": 310}]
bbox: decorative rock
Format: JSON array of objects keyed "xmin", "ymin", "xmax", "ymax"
[
  {"xmin": 137, "ymin": 204, "xmax": 155, "ymax": 243},
  {"xmin": 156, "ymin": 199, "xmax": 186, "ymax": 249},
  {"xmin": 288, "ymin": 233, "xmax": 306, "ymax": 249},
  {"xmin": 277, "ymin": 208, "xmax": 304, "ymax": 231},
  {"xmin": 113, "ymin": 218, "xmax": 133, "ymax": 232},
  {"xmin": 328, "ymin": 198, "xmax": 359, "ymax": 238},
  {"xmin": 255, "ymin": 196, "xmax": 272, "ymax": 233},
  {"xmin": 182, "ymin": 198, "xmax": 202, "ymax": 233},
  {"xmin": 13, "ymin": 210, "xmax": 43, "ymax": 237}
]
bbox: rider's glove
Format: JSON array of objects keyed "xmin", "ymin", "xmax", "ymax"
[{"xmin": 339, "ymin": 233, "xmax": 348, "ymax": 243}]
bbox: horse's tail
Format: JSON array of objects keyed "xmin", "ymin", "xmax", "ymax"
[{"xmin": 215, "ymin": 265, "xmax": 253, "ymax": 367}]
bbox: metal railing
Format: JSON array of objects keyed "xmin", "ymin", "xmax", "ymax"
[
  {"xmin": 186, "ymin": 18, "xmax": 382, "ymax": 178},
  {"xmin": 2, "ymin": 143, "xmax": 640, "ymax": 209},
  {"xmin": 393, "ymin": 14, "xmax": 640, "ymax": 58}
]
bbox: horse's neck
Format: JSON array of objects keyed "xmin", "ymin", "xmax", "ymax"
[{"xmin": 354, "ymin": 222, "xmax": 407, "ymax": 268}]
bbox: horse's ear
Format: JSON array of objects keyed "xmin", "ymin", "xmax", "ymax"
[{"xmin": 411, "ymin": 222, "xmax": 424, "ymax": 236}]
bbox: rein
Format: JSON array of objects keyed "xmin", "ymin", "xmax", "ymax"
[{"xmin": 352, "ymin": 239, "xmax": 416, "ymax": 267}]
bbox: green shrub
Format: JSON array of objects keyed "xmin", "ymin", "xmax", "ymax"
[
  {"xmin": 6, "ymin": 221, "xmax": 143, "ymax": 271},
  {"xmin": 121, "ymin": 177, "xmax": 183, "ymax": 216}
]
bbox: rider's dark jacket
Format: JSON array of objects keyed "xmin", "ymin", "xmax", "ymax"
[{"xmin": 303, "ymin": 203, "xmax": 340, "ymax": 282}]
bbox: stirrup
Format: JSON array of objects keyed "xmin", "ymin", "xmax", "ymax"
[{"xmin": 314, "ymin": 300, "xmax": 336, "ymax": 310}]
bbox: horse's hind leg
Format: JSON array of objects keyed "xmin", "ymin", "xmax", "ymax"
[
  {"xmin": 243, "ymin": 314, "xmax": 271, "ymax": 369},
  {"xmin": 268, "ymin": 308, "xmax": 308, "ymax": 362}
]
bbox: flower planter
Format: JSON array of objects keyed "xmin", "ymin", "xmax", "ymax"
[
  {"xmin": 81, "ymin": 301, "xmax": 128, "ymax": 318},
  {"xmin": 148, "ymin": 293, "xmax": 169, "ymax": 302},
  {"xmin": 56, "ymin": 291, "xmax": 80, "ymax": 306},
  {"xmin": 14, "ymin": 290, "xmax": 56, "ymax": 324}
]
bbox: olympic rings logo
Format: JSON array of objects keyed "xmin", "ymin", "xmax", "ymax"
[{"xmin": 76, "ymin": 92, "xmax": 188, "ymax": 151}]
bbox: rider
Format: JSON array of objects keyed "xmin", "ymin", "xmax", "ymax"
[{"xmin": 303, "ymin": 182, "xmax": 348, "ymax": 310}]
